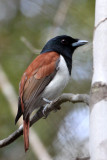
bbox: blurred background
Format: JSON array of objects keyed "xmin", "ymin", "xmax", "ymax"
[{"xmin": 0, "ymin": 0, "xmax": 94, "ymax": 159}]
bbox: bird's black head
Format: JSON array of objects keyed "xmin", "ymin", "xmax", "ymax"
[
  {"xmin": 41, "ymin": 35, "xmax": 88, "ymax": 58},
  {"xmin": 41, "ymin": 35, "xmax": 88, "ymax": 74}
]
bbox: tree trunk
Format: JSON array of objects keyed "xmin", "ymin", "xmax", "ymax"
[{"xmin": 90, "ymin": 0, "xmax": 107, "ymax": 159}]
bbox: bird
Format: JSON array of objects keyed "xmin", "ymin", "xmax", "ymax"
[{"xmin": 15, "ymin": 35, "xmax": 88, "ymax": 152}]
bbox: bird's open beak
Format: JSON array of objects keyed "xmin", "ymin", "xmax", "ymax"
[{"xmin": 72, "ymin": 40, "xmax": 88, "ymax": 47}]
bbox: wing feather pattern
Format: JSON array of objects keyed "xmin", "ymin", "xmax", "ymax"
[
  {"xmin": 16, "ymin": 51, "xmax": 60, "ymax": 122},
  {"xmin": 15, "ymin": 51, "xmax": 60, "ymax": 151}
]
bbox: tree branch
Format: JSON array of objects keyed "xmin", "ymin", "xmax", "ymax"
[
  {"xmin": 94, "ymin": 17, "xmax": 107, "ymax": 30},
  {"xmin": 76, "ymin": 157, "xmax": 90, "ymax": 160},
  {"xmin": 20, "ymin": 36, "xmax": 41, "ymax": 54},
  {"xmin": 0, "ymin": 93, "xmax": 89, "ymax": 148}
]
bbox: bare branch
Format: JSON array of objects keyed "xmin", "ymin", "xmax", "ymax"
[
  {"xmin": 76, "ymin": 156, "xmax": 90, "ymax": 160},
  {"xmin": 20, "ymin": 36, "xmax": 41, "ymax": 54},
  {"xmin": 94, "ymin": 17, "xmax": 107, "ymax": 30},
  {"xmin": 0, "ymin": 93, "xmax": 89, "ymax": 148},
  {"xmin": 47, "ymin": 0, "xmax": 72, "ymax": 38},
  {"xmin": 0, "ymin": 125, "xmax": 23, "ymax": 147},
  {"xmin": 53, "ymin": 0, "xmax": 72, "ymax": 27}
]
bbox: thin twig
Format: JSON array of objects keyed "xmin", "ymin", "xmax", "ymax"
[
  {"xmin": 94, "ymin": 17, "xmax": 107, "ymax": 30},
  {"xmin": 76, "ymin": 156, "xmax": 90, "ymax": 160},
  {"xmin": 20, "ymin": 36, "xmax": 41, "ymax": 54},
  {"xmin": 0, "ymin": 93, "xmax": 89, "ymax": 148},
  {"xmin": 53, "ymin": 0, "xmax": 72, "ymax": 27},
  {"xmin": 47, "ymin": 0, "xmax": 72, "ymax": 38}
]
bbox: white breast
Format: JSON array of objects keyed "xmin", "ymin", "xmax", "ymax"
[{"xmin": 43, "ymin": 55, "xmax": 70, "ymax": 100}]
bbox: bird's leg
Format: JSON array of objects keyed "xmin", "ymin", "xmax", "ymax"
[
  {"xmin": 43, "ymin": 97, "xmax": 61, "ymax": 113},
  {"xmin": 42, "ymin": 98, "xmax": 51, "ymax": 117},
  {"xmin": 36, "ymin": 105, "xmax": 48, "ymax": 119},
  {"xmin": 42, "ymin": 104, "xmax": 49, "ymax": 119},
  {"xmin": 42, "ymin": 98, "xmax": 53, "ymax": 118},
  {"xmin": 42, "ymin": 97, "xmax": 61, "ymax": 117},
  {"xmin": 43, "ymin": 98, "xmax": 52, "ymax": 104}
]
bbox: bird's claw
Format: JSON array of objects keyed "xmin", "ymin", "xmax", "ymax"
[
  {"xmin": 42, "ymin": 104, "xmax": 49, "ymax": 119},
  {"xmin": 42, "ymin": 97, "xmax": 61, "ymax": 116},
  {"xmin": 42, "ymin": 98, "xmax": 52, "ymax": 118},
  {"xmin": 43, "ymin": 98, "xmax": 52, "ymax": 104}
]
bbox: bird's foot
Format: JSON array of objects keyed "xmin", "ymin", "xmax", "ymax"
[
  {"xmin": 42, "ymin": 97, "xmax": 61, "ymax": 115},
  {"xmin": 43, "ymin": 98, "xmax": 52, "ymax": 104},
  {"xmin": 42, "ymin": 98, "xmax": 52, "ymax": 118},
  {"xmin": 36, "ymin": 106, "xmax": 48, "ymax": 119},
  {"xmin": 42, "ymin": 104, "xmax": 49, "ymax": 119}
]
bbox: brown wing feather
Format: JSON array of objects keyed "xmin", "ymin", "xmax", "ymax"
[
  {"xmin": 15, "ymin": 51, "xmax": 59, "ymax": 152},
  {"xmin": 23, "ymin": 71, "xmax": 57, "ymax": 119},
  {"xmin": 16, "ymin": 51, "xmax": 60, "ymax": 122}
]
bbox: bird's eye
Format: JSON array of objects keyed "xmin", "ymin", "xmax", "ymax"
[{"xmin": 61, "ymin": 39, "xmax": 68, "ymax": 45}]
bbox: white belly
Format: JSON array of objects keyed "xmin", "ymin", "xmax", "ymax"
[{"xmin": 43, "ymin": 55, "xmax": 70, "ymax": 100}]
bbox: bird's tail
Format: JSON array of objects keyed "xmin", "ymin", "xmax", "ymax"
[{"xmin": 23, "ymin": 118, "xmax": 29, "ymax": 152}]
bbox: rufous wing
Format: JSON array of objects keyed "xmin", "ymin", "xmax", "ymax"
[{"xmin": 15, "ymin": 51, "xmax": 60, "ymax": 151}]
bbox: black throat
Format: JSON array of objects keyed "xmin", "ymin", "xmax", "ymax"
[{"xmin": 63, "ymin": 56, "xmax": 72, "ymax": 75}]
